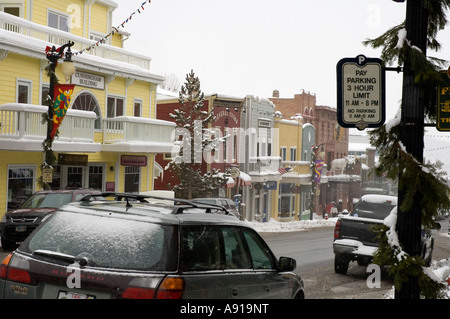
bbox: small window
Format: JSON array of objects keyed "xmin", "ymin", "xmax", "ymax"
[
  {"xmin": 17, "ymin": 80, "xmax": 31, "ymax": 104},
  {"xmin": 48, "ymin": 10, "xmax": 69, "ymax": 32},
  {"xmin": 41, "ymin": 84, "xmax": 50, "ymax": 105},
  {"xmin": 107, "ymin": 96, "xmax": 124, "ymax": 118},
  {"xmin": 3, "ymin": 6, "xmax": 20, "ymax": 17},
  {"xmin": 134, "ymin": 99, "xmax": 142, "ymax": 117},
  {"xmin": 280, "ymin": 147, "xmax": 287, "ymax": 161},
  {"xmin": 290, "ymin": 147, "xmax": 297, "ymax": 161}
]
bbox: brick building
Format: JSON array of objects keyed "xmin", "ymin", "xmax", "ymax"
[{"xmin": 269, "ymin": 89, "xmax": 348, "ymax": 168}]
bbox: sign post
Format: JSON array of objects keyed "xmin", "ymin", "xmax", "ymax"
[{"xmin": 337, "ymin": 55, "xmax": 386, "ymax": 130}]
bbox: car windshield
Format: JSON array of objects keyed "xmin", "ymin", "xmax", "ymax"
[
  {"xmin": 21, "ymin": 211, "xmax": 177, "ymax": 271},
  {"xmin": 21, "ymin": 193, "xmax": 73, "ymax": 208}
]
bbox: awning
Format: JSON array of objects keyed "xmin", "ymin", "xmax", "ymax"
[{"xmin": 238, "ymin": 172, "xmax": 252, "ymax": 186}]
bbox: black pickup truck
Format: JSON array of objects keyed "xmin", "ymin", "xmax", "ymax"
[{"xmin": 332, "ymin": 194, "xmax": 434, "ymax": 274}]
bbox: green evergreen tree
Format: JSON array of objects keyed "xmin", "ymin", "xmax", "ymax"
[
  {"xmin": 364, "ymin": 0, "xmax": 450, "ymax": 298},
  {"xmin": 166, "ymin": 70, "xmax": 228, "ymax": 199}
]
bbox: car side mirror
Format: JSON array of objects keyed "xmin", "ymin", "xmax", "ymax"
[{"xmin": 278, "ymin": 256, "xmax": 296, "ymax": 271}]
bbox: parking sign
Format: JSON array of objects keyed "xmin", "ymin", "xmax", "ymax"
[{"xmin": 337, "ymin": 55, "xmax": 386, "ymax": 130}]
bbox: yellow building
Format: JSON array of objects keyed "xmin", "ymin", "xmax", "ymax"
[
  {"xmin": 272, "ymin": 115, "xmax": 311, "ymax": 221},
  {"xmin": 0, "ymin": 1, "xmax": 175, "ymax": 213}
]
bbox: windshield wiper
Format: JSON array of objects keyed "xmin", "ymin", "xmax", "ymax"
[
  {"xmin": 32, "ymin": 249, "xmax": 76, "ymax": 264},
  {"xmin": 32, "ymin": 249, "xmax": 91, "ymax": 266}
]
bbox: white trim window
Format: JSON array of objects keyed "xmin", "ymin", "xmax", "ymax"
[
  {"xmin": 17, "ymin": 79, "xmax": 31, "ymax": 103},
  {"xmin": 48, "ymin": 9, "xmax": 69, "ymax": 32},
  {"xmin": 0, "ymin": 2, "xmax": 23, "ymax": 18},
  {"xmin": 107, "ymin": 96, "xmax": 124, "ymax": 118},
  {"xmin": 280, "ymin": 147, "xmax": 287, "ymax": 162},
  {"xmin": 290, "ymin": 147, "xmax": 297, "ymax": 161},
  {"xmin": 134, "ymin": 99, "xmax": 143, "ymax": 117}
]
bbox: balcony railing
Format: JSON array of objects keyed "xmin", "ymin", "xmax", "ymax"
[
  {"xmin": 0, "ymin": 104, "xmax": 178, "ymax": 153},
  {"xmin": 0, "ymin": 103, "xmax": 96, "ymax": 143},
  {"xmin": 0, "ymin": 11, "xmax": 151, "ymax": 70},
  {"xmin": 103, "ymin": 116, "xmax": 175, "ymax": 145}
]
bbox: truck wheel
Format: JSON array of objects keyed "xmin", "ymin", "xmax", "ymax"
[{"xmin": 334, "ymin": 255, "xmax": 349, "ymax": 274}]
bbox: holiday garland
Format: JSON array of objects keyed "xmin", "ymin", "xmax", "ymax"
[
  {"xmin": 365, "ymin": 0, "xmax": 450, "ymax": 298},
  {"xmin": 73, "ymin": 0, "xmax": 152, "ymax": 56}
]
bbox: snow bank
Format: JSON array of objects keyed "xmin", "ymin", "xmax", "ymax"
[{"xmin": 244, "ymin": 216, "xmax": 336, "ymax": 233}]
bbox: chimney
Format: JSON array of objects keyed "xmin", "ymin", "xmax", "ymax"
[{"xmin": 272, "ymin": 90, "xmax": 279, "ymax": 98}]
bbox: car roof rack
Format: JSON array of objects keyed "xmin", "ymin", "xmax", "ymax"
[{"xmin": 80, "ymin": 192, "xmax": 232, "ymax": 215}]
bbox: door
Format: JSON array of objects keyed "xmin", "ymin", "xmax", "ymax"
[
  {"xmin": 180, "ymin": 225, "xmax": 229, "ymax": 298},
  {"xmin": 222, "ymin": 226, "xmax": 265, "ymax": 298},
  {"xmin": 241, "ymin": 228, "xmax": 290, "ymax": 298}
]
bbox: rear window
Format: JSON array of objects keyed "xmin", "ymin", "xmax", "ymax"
[
  {"xmin": 21, "ymin": 193, "xmax": 73, "ymax": 208},
  {"xmin": 353, "ymin": 200, "xmax": 396, "ymax": 220},
  {"xmin": 21, "ymin": 211, "xmax": 177, "ymax": 271}
]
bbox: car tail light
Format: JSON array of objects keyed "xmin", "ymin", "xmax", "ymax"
[
  {"xmin": 0, "ymin": 253, "xmax": 31, "ymax": 284},
  {"xmin": 0, "ymin": 254, "xmax": 12, "ymax": 279},
  {"xmin": 155, "ymin": 277, "xmax": 184, "ymax": 299},
  {"xmin": 334, "ymin": 220, "xmax": 341, "ymax": 239},
  {"xmin": 122, "ymin": 277, "xmax": 184, "ymax": 299},
  {"xmin": 122, "ymin": 287, "xmax": 156, "ymax": 299}
]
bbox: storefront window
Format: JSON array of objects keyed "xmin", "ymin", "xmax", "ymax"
[
  {"xmin": 67, "ymin": 166, "xmax": 83, "ymax": 188},
  {"xmin": 124, "ymin": 166, "xmax": 140, "ymax": 193},
  {"xmin": 7, "ymin": 167, "xmax": 34, "ymax": 211},
  {"xmin": 279, "ymin": 183, "xmax": 294, "ymax": 218},
  {"xmin": 88, "ymin": 165, "xmax": 104, "ymax": 190}
]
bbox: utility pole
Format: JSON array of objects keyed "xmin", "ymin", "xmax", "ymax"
[{"xmin": 396, "ymin": 0, "xmax": 429, "ymax": 299}]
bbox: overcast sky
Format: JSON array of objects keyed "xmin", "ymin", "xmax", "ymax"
[
  {"xmin": 112, "ymin": 1, "xmax": 414, "ymax": 118},
  {"xmin": 111, "ymin": 1, "xmax": 450, "ymax": 172}
]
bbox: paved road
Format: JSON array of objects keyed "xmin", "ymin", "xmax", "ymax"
[{"xmin": 261, "ymin": 220, "xmax": 450, "ymax": 299}]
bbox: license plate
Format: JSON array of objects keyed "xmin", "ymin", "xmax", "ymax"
[
  {"xmin": 15, "ymin": 225, "xmax": 26, "ymax": 232},
  {"xmin": 58, "ymin": 291, "xmax": 95, "ymax": 299}
]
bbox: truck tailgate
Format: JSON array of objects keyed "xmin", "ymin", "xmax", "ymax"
[{"xmin": 337, "ymin": 216, "xmax": 383, "ymax": 246}]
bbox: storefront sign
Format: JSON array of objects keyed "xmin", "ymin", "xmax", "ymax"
[
  {"xmin": 437, "ymin": 70, "xmax": 450, "ymax": 131},
  {"xmin": 258, "ymin": 119, "xmax": 271, "ymax": 128},
  {"xmin": 42, "ymin": 168, "xmax": 53, "ymax": 183},
  {"xmin": 72, "ymin": 71, "xmax": 105, "ymax": 90},
  {"xmin": 106, "ymin": 182, "xmax": 115, "ymax": 191},
  {"xmin": 337, "ymin": 55, "xmax": 385, "ymax": 130},
  {"xmin": 263, "ymin": 181, "xmax": 277, "ymax": 190},
  {"xmin": 58, "ymin": 154, "xmax": 88, "ymax": 166},
  {"xmin": 121, "ymin": 155, "xmax": 147, "ymax": 167}
]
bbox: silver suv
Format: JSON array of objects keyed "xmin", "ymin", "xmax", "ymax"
[{"xmin": 0, "ymin": 193, "xmax": 305, "ymax": 299}]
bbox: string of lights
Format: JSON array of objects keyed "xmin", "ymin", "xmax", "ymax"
[{"xmin": 73, "ymin": 0, "xmax": 152, "ymax": 56}]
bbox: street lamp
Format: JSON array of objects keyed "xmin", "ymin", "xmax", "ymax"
[{"xmin": 40, "ymin": 41, "xmax": 75, "ymax": 189}]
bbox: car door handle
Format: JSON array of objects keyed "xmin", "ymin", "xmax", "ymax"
[{"xmin": 230, "ymin": 288, "xmax": 238, "ymax": 297}]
